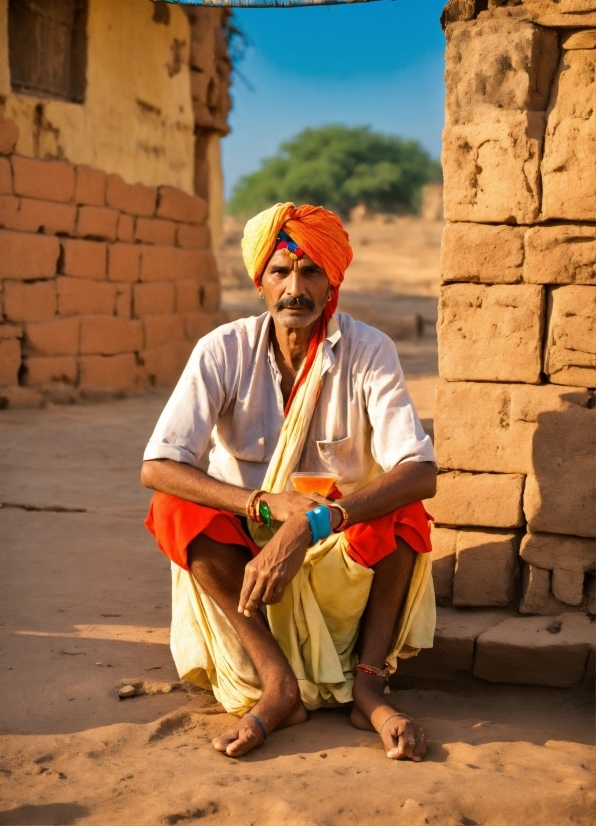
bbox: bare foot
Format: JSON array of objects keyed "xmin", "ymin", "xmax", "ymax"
[
  {"xmin": 212, "ymin": 678, "xmax": 307, "ymax": 758},
  {"xmin": 351, "ymin": 674, "xmax": 426, "ymax": 762}
]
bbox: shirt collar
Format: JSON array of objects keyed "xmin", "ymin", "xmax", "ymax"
[{"xmin": 263, "ymin": 312, "xmax": 342, "ymax": 376}]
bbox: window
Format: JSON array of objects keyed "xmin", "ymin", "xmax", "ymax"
[{"xmin": 9, "ymin": 0, "xmax": 87, "ymax": 103}]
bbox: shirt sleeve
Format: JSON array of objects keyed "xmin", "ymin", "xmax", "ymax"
[
  {"xmin": 363, "ymin": 335, "xmax": 437, "ymax": 472},
  {"xmin": 143, "ymin": 343, "xmax": 226, "ymax": 467}
]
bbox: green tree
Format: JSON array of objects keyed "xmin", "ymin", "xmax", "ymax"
[{"xmin": 228, "ymin": 125, "xmax": 442, "ymax": 219}]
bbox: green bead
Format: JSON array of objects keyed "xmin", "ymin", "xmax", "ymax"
[{"xmin": 259, "ymin": 500, "xmax": 272, "ymax": 529}]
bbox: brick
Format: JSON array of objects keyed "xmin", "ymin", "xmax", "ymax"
[
  {"xmin": 562, "ymin": 30, "xmax": 596, "ymax": 50},
  {"xmin": 523, "ymin": 404, "xmax": 595, "ymax": 538},
  {"xmin": 0, "ymin": 111, "xmax": 19, "ymax": 155},
  {"xmin": 431, "ymin": 471, "xmax": 525, "ymax": 529},
  {"xmin": 143, "ymin": 314, "xmax": 185, "ymax": 349},
  {"xmin": 106, "ymin": 174, "xmax": 156, "ymax": 217},
  {"xmin": 524, "ymin": 224, "xmax": 596, "ymax": 286},
  {"xmin": 175, "ymin": 278, "xmax": 203, "ymax": 312},
  {"xmin": 438, "ymin": 284, "xmax": 544, "ymax": 383},
  {"xmin": 57, "ymin": 278, "xmax": 116, "ymax": 316},
  {"xmin": 201, "ymin": 281, "xmax": 220, "ymax": 312},
  {"xmin": 140, "ymin": 341, "xmax": 193, "ymax": 386},
  {"xmin": 108, "ymin": 244, "xmax": 141, "ymax": 283},
  {"xmin": 76, "ymin": 206, "xmax": 119, "ymax": 241},
  {"xmin": 0, "ymin": 337, "xmax": 21, "ymax": 385},
  {"xmin": 114, "ymin": 283, "xmax": 132, "ymax": 319},
  {"xmin": 429, "ymin": 525, "xmax": 456, "ymax": 602},
  {"xmin": 520, "ymin": 532, "xmax": 596, "ymax": 575},
  {"xmin": 116, "ymin": 213, "xmax": 135, "ymax": 243},
  {"xmin": 24, "ymin": 355, "xmax": 77, "ymax": 386},
  {"xmin": 3, "ymin": 281, "xmax": 56, "ymax": 322},
  {"xmin": 12, "ymin": 156, "xmax": 75, "ymax": 203},
  {"xmin": 441, "ymin": 223, "xmax": 524, "ymax": 284},
  {"xmin": 74, "ymin": 166, "xmax": 106, "ymax": 206},
  {"xmin": 25, "ymin": 318, "xmax": 80, "ymax": 356},
  {"xmin": 0, "ymin": 386, "xmax": 43, "ymax": 408},
  {"xmin": 544, "ymin": 285, "xmax": 596, "ymax": 387},
  {"xmin": 0, "ymin": 197, "xmax": 76, "ymax": 235},
  {"xmin": 61, "ymin": 239, "xmax": 107, "ymax": 280},
  {"xmin": 434, "ymin": 380, "xmax": 592, "ymax": 474},
  {"xmin": 551, "ymin": 568, "xmax": 585, "ymax": 606},
  {"xmin": 0, "ymin": 230, "xmax": 60, "ymax": 280},
  {"xmin": 542, "ymin": 49, "xmax": 596, "ymax": 221},
  {"xmin": 453, "ymin": 529, "xmax": 519, "ymax": 607},
  {"xmin": 140, "ymin": 247, "xmax": 216, "ymax": 282},
  {"xmin": 133, "ymin": 282, "xmax": 175, "ymax": 317},
  {"xmin": 443, "ymin": 112, "xmax": 544, "ymax": 224},
  {"xmin": 0, "ymin": 158, "xmax": 12, "ymax": 194},
  {"xmin": 177, "ymin": 223, "xmax": 210, "ymax": 249},
  {"xmin": 519, "ymin": 564, "xmax": 564, "ymax": 616},
  {"xmin": 135, "ymin": 217, "xmax": 177, "ymax": 246},
  {"xmin": 473, "ymin": 613, "xmax": 594, "ymax": 687},
  {"xmin": 80, "ymin": 317, "xmax": 142, "ymax": 355},
  {"xmin": 79, "ymin": 353, "xmax": 140, "ymax": 389},
  {"xmin": 183, "ymin": 311, "xmax": 216, "ymax": 342},
  {"xmin": 522, "ymin": 3, "xmax": 596, "ymax": 28},
  {"xmin": 0, "ymin": 324, "xmax": 23, "ymax": 339},
  {"xmin": 157, "ymin": 186, "xmax": 207, "ymax": 224}
]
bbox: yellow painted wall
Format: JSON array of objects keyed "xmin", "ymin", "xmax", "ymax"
[{"xmin": 0, "ymin": 0, "xmax": 196, "ymax": 192}]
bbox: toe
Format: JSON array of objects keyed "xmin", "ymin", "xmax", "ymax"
[
  {"xmin": 212, "ymin": 729, "xmax": 239, "ymax": 753},
  {"xmin": 225, "ymin": 728, "xmax": 259, "ymax": 757}
]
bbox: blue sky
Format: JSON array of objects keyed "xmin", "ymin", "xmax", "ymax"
[{"xmin": 222, "ymin": 0, "xmax": 447, "ymax": 198}]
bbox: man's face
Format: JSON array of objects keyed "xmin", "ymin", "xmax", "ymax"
[{"xmin": 259, "ymin": 249, "xmax": 330, "ymax": 329}]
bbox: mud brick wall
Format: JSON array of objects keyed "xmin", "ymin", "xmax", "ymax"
[
  {"xmin": 433, "ymin": 2, "xmax": 596, "ymax": 624},
  {"xmin": 0, "ymin": 110, "xmax": 223, "ymax": 408}
]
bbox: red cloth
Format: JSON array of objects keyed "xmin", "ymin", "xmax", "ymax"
[{"xmin": 145, "ymin": 491, "xmax": 432, "ymax": 574}]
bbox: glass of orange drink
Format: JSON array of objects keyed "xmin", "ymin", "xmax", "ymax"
[{"xmin": 289, "ymin": 472, "xmax": 338, "ymax": 498}]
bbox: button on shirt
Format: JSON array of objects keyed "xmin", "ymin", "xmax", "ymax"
[{"xmin": 143, "ymin": 312, "xmax": 436, "ymax": 496}]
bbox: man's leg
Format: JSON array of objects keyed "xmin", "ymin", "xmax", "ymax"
[
  {"xmin": 350, "ymin": 538, "xmax": 427, "ymax": 761},
  {"xmin": 187, "ymin": 534, "xmax": 307, "ymax": 757}
]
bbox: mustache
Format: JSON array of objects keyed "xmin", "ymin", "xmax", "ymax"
[{"xmin": 274, "ymin": 295, "xmax": 316, "ymax": 312}]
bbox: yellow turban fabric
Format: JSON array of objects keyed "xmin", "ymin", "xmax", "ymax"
[{"xmin": 241, "ymin": 203, "xmax": 353, "ymax": 294}]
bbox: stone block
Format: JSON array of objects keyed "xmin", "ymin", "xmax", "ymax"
[
  {"xmin": 116, "ymin": 213, "xmax": 135, "ymax": 243},
  {"xmin": 0, "ymin": 111, "xmax": 19, "ymax": 155},
  {"xmin": 435, "ymin": 380, "xmax": 592, "ymax": 474},
  {"xmin": 61, "ymin": 239, "xmax": 107, "ymax": 280},
  {"xmin": 562, "ymin": 29, "xmax": 596, "ymax": 49},
  {"xmin": 520, "ymin": 532, "xmax": 596, "ymax": 574},
  {"xmin": 79, "ymin": 317, "xmax": 143, "ymax": 356},
  {"xmin": 523, "ymin": 401, "xmax": 595, "ymax": 537},
  {"xmin": 24, "ymin": 355, "xmax": 77, "ymax": 386},
  {"xmin": 438, "ymin": 284, "xmax": 544, "ymax": 383},
  {"xmin": 79, "ymin": 353, "xmax": 140, "ymax": 389},
  {"xmin": 133, "ymin": 282, "xmax": 176, "ymax": 317},
  {"xmin": 474, "ymin": 613, "xmax": 594, "ymax": 687},
  {"xmin": 0, "ymin": 197, "xmax": 76, "ymax": 235},
  {"xmin": 519, "ymin": 563, "xmax": 562, "ymax": 616},
  {"xmin": 3, "ymin": 281, "xmax": 56, "ymax": 323},
  {"xmin": 175, "ymin": 278, "xmax": 204, "ymax": 313},
  {"xmin": 114, "ymin": 283, "xmax": 132, "ymax": 319},
  {"xmin": 135, "ymin": 218, "xmax": 177, "ymax": 247},
  {"xmin": 445, "ymin": 19, "xmax": 559, "ymax": 123},
  {"xmin": 140, "ymin": 247, "xmax": 216, "ymax": 283},
  {"xmin": 544, "ymin": 285, "xmax": 596, "ymax": 387},
  {"xmin": 441, "ymin": 223, "xmax": 524, "ymax": 285},
  {"xmin": 431, "ymin": 471, "xmax": 525, "ymax": 528},
  {"xmin": 106, "ymin": 174, "xmax": 156, "ymax": 217},
  {"xmin": 524, "ymin": 224, "xmax": 596, "ymax": 285},
  {"xmin": 0, "ymin": 337, "xmax": 21, "ymax": 385},
  {"xmin": 25, "ymin": 319, "xmax": 80, "ymax": 356},
  {"xmin": 429, "ymin": 525, "xmax": 456, "ymax": 602},
  {"xmin": 57, "ymin": 278, "xmax": 117, "ymax": 317},
  {"xmin": 442, "ymin": 112, "xmax": 544, "ymax": 224},
  {"xmin": 177, "ymin": 223, "xmax": 210, "ymax": 250},
  {"xmin": 542, "ymin": 49, "xmax": 596, "ymax": 220},
  {"xmin": 183, "ymin": 311, "xmax": 216, "ymax": 342},
  {"xmin": 143, "ymin": 314, "xmax": 185, "ymax": 349},
  {"xmin": 0, "ymin": 386, "xmax": 43, "ymax": 408},
  {"xmin": 108, "ymin": 244, "xmax": 141, "ymax": 283},
  {"xmin": 0, "ymin": 157, "xmax": 11, "ymax": 195},
  {"xmin": 453, "ymin": 529, "xmax": 519, "ymax": 607},
  {"xmin": 156, "ymin": 186, "xmax": 207, "ymax": 224},
  {"xmin": 551, "ymin": 568, "xmax": 585, "ymax": 606},
  {"xmin": 74, "ymin": 166, "xmax": 106, "ymax": 206},
  {"xmin": 201, "ymin": 280, "xmax": 220, "ymax": 312},
  {"xmin": 521, "ymin": 1, "xmax": 596, "ymax": 28},
  {"xmin": 0, "ymin": 230, "xmax": 59, "ymax": 280},
  {"xmin": 0, "ymin": 324, "xmax": 22, "ymax": 339},
  {"xmin": 76, "ymin": 206, "xmax": 119, "ymax": 241},
  {"xmin": 12, "ymin": 156, "xmax": 75, "ymax": 203},
  {"xmin": 140, "ymin": 341, "xmax": 193, "ymax": 386}
]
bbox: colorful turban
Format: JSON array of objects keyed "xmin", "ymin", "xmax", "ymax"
[{"xmin": 242, "ymin": 203, "xmax": 353, "ymax": 318}]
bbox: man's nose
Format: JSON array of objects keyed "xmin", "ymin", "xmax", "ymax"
[{"xmin": 285, "ymin": 268, "xmax": 307, "ymax": 296}]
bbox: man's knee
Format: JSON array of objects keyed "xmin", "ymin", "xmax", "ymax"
[{"xmin": 187, "ymin": 534, "xmax": 251, "ymax": 579}]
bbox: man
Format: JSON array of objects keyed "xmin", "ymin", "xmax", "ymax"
[{"xmin": 141, "ymin": 203, "xmax": 437, "ymax": 762}]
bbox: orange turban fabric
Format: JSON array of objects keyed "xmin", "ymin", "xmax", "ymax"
[{"xmin": 242, "ymin": 203, "xmax": 353, "ymax": 317}]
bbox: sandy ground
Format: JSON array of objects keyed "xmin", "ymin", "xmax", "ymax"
[{"xmin": 1, "ymin": 219, "xmax": 595, "ymax": 825}]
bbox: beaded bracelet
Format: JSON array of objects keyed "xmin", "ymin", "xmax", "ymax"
[
  {"xmin": 246, "ymin": 489, "xmax": 264, "ymax": 524},
  {"xmin": 327, "ymin": 503, "xmax": 349, "ymax": 533}
]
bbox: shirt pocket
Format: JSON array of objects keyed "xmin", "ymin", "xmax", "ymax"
[{"xmin": 316, "ymin": 436, "xmax": 355, "ymax": 480}]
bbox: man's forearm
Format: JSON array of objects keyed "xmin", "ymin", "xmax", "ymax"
[{"xmin": 141, "ymin": 458, "xmax": 251, "ymax": 515}]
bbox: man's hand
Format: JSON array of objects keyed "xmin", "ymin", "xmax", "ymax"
[
  {"xmin": 261, "ymin": 491, "xmax": 328, "ymax": 523},
  {"xmin": 238, "ymin": 513, "xmax": 313, "ymax": 617}
]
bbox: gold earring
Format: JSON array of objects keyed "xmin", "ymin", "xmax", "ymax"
[{"xmin": 259, "ymin": 293, "xmax": 264, "ymax": 300}]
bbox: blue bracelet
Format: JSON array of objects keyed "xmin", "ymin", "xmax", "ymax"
[{"xmin": 305, "ymin": 506, "xmax": 332, "ymax": 544}]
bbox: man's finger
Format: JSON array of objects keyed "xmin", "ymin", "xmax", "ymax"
[
  {"xmin": 261, "ymin": 579, "xmax": 285, "ymax": 605},
  {"xmin": 242, "ymin": 576, "xmax": 267, "ymax": 617},
  {"xmin": 412, "ymin": 730, "xmax": 427, "ymax": 763},
  {"xmin": 388, "ymin": 723, "xmax": 416, "ymax": 760},
  {"xmin": 238, "ymin": 566, "xmax": 257, "ymax": 614}
]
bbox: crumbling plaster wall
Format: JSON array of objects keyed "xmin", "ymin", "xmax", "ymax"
[{"xmin": 432, "ymin": 0, "xmax": 595, "ymax": 646}]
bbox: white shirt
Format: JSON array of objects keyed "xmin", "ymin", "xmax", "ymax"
[{"xmin": 143, "ymin": 312, "xmax": 436, "ymax": 495}]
